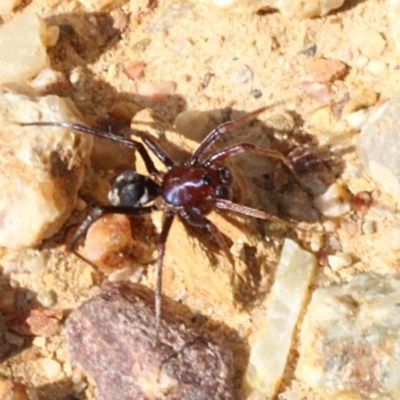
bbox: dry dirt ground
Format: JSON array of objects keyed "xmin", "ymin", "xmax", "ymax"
[{"xmin": 1, "ymin": 0, "xmax": 399, "ymax": 399}]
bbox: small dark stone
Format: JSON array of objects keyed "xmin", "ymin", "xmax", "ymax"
[
  {"xmin": 250, "ymin": 88, "xmax": 263, "ymax": 99},
  {"xmin": 66, "ymin": 283, "xmax": 235, "ymax": 400},
  {"xmin": 301, "ymin": 43, "xmax": 317, "ymax": 57}
]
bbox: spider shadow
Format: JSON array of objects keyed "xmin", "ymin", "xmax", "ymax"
[{"xmin": 0, "ymin": 271, "xmax": 40, "ymax": 364}]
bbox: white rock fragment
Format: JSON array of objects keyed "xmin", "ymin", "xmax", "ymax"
[
  {"xmin": 0, "ymin": 0, "xmax": 22, "ymax": 14},
  {"xmin": 0, "ymin": 93, "xmax": 93, "ymax": 249},
  {"xmin": 244, "ymin": 239, "xmax": 316, "ymax": 398},
  {"xmin": 313, "ymin": 182, "xmax": 351, "ymax": 217},
  {"xmin": 42, "ymin": 358, "xmax": 62, "ymax": 378},
  {"xmin": 327, "ymin": 252, "xmax": 352, "ymax": 271},
  {"xmin": 357, "ymin": 94, "xmax": 400, "ymax": 206},
  {"xmin": 211, "ymin": 0, "xmax": 345, "ymax": 18},
  {"xmin": 0, "ymin": 12, "xmax": 58, "ymax": 84},
  {"xmin": 78, "ymin": 0, "xmax": 124, "ymax": 11},
  {"xmin": 297, "ymin": 273, "xmax": 400, "ymax": 399}
]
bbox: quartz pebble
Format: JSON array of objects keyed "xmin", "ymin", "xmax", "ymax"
[
  {"xmin": 211, "ymin": 0, "xmax": 346, "ymax": 18},
  {"xmin": 357, "ymin": 94, "xmax": 400, "ymax": 206},
  {"xmin": 0, "ymin": 12, "xmax": 57, "ymax": 84},
  {"xmin": 297, "ymin": 273, "xmax": 400, "ymax": 399},
  {"xmin": 0, "ymin": 93, "xmax": 93, "ymax": 249},
  {"xmin": 244, "ymin": 239, "xmax": 316, "ymax": 399},
  {"xmin": 66, "ymin": 283, "xmax": 235, "ymax": 400},
  {"xmin": 313, "ymin": 182, "xmax": 351, "ymax": 217}
]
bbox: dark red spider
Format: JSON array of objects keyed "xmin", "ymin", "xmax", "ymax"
[{"xmin": 20, "ymin": 103, "xmax": 304, "ymax": 340}]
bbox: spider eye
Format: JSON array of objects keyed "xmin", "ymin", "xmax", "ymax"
[
  {"xmin": 201, "ymin": 173, "xmax": 213, "ymax": 185},
  {"xmin": 218, "ymin": 166, "xmax": 232, "ymax": 185},
  {"xmin": 215, "ymin": 185, "xmax": 231, "ymax": 200},
  {"xmin": 108, "ymin": 170, "xmax": 159, "ymax": 206}
]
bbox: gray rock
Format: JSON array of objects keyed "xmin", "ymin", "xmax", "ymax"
[{"xmin": 297, "ymin": 272, "xmax": 400, "ymax": 399}]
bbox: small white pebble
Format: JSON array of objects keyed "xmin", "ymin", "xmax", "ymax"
[
  {"xmin": 310, "ymin": 232, "xmax": 324, "ymax": 252},
  {"xmin": 74, "ymin": 381, "xmax": 88, "ymax": 393},
  {"xmin": 108, "ymin": 266, "xmax": 134, "ymax": 282},
  {"xmin": 69, "ymin": 68, "xmax": 81, "ymax": 84},
  {"xmin": 344, "ymin": 109, "xmax": 368, "ymax": 130},
  {"xmin": 37, "ymin": 290, "xmax": 57, "ymax": 308},
  {"xmin": 362, "ymin": 220, "xmax": 376, "ymax": 234},
  {"xmin": 72, "ymin": 370, "xmax": 85, "ymax": 384},
  {"xmin": 328, "ymin": 252, "xmax": 352, "ymax": 271},
  {"xmin": 33, "ymin": 336, "xmax": 47, "ymax": 348},
  {"xmin": 367, "ymin": 60, "xmax": 387, "ymax": 75},
  {"xmin": 63, "ymin": 361, "xmax": 72, "ymax": 376},
  {"xmin": 314, "ymin": 183, "xmax": 351, "ymax": 217},
  {"xmin": 42, "ymin": 358, "xmax": 62, "ymax": 378},
  {"xmin": 230, "ymin": 65, "xmax": 253, "ymax": 85}
]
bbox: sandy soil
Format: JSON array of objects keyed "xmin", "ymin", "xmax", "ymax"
[{"xmin": 1, "ymin": 0, "xmax": 400, "ymax": 399}]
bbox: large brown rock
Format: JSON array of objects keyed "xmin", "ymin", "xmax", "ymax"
[{"xmin": 66, "ymin": 283, "xmax": 236, "ymax": 400}]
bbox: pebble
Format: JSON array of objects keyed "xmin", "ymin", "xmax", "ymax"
[
  {"xmin": 123, "ymin": 60, "xmax": 146, "ymax": 80},
  {"xmin": 357, "ymin": 93, "xmax": 400, "ymax": 206},
  {"xmin": 313, "ymin": 182, "xmax": 351, "ymax": 217},
  {"xmin": 0, "ymin": 12, "xmax": 55, "ymax": 84},
  {"xmin": 66, "ymin": 283, "xmax": 235, "ymax": 400},
  {"xmin": 230, "ymin": 64, "xmax": 253, "ymax": 85},
  {"xmin": 211, "ymin": 0, "xmax": 345, "ymax": 18},
  {"xmin": 304, "ymin": 58, "xmax": 347, "ymax": 83},
  {"xmin": 42, "ymin": 358, "xmax": 62, "ymax": 378},
  {"xmin": 327, "ymin": 252, "xmax": 352, "ymax": 271},
  {"xmin": 77, "ymin": 0, "xmax": 121, "ymax": 11},
  {"xmin": 298, "ymin": 81, "xmax": 333, "ymax": 103},
  {"xmin": 0, "ymin": 93, "xmax": 93, "ymax": 249},
  {"xmin": 4, "ymin": 331, "xmax": 24, "ymax": 347},
  {"xmin": 79, "ymin": 214, "xmax": 134, "ymax": 275},
  {"xmin": 36, "ymin": 290, "xmax": 57, "ymax": 308},
  {"xmin": 297, "ymin": 273, "xmax": 400, "ymax": 398},
  {"xmin": 342, "ymin": 89, "xmax": 378, "ymax": 115}
]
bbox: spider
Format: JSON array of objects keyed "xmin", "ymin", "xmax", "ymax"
[{"xmin": 19, "ymin": 102, "xmax": 305, "ymax": 339}]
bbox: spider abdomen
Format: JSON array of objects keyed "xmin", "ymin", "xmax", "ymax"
[{"xmin": 162, "ymin": 165, "xmax": 231, "ymax": 214}]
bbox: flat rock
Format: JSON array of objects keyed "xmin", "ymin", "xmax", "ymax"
[{"xmin": 65, "ymin": 283, "xmax": 235, "ymax": 400}]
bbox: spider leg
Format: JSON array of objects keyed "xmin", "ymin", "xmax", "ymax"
[
  {"xmin": 189, "ymin": 100, "xmax": 289, "ymax": 165},
  {"xmin": 69, "ymin": 205, "xmax": 157, "ymax": 251},
  {"xmin": 204, "ymin": 142, "xmax": 307, "ymax": 192},
  {"xmin": 132, "ymin": 129, "xmax": 174, "ymax": 170},
  {"xmin": 215, "ymin": 198, "xmax": 295, "ymax": 228},
  {"xmin": 180, "ymin": 211, "xmax": 234, "ymax": 266},
  {"xmin": 17, "ymin": 121, "xmax": 161, "ymax": 179},
  {"xmin": 154, "ymin": 211, "xmax": 175, "ymax": 345}
]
